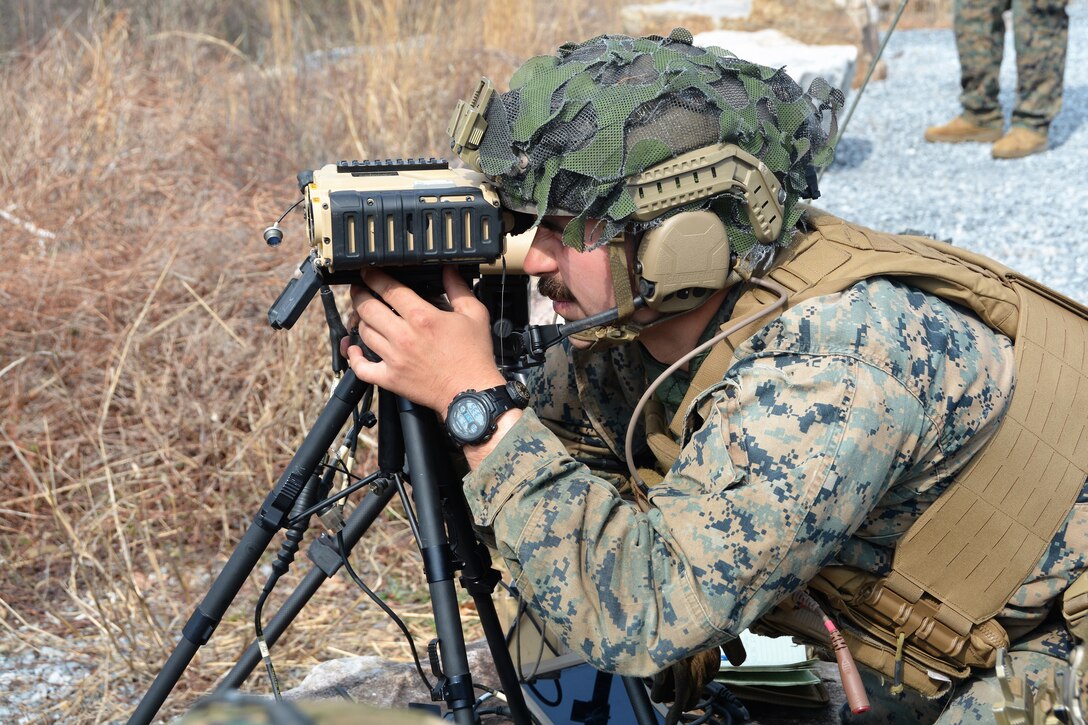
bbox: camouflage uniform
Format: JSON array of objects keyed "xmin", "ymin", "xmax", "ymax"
[
  {"xmin": 462, "ymin": 271, "xmax": 1088, "ymax": 721},
  {"xmin": 449, "ymin": 28, "xmax": 1086, "ymax": 722},
  {"xmin": 954, "ymin": 0, "xmax": 1070, "ymax": 131}
]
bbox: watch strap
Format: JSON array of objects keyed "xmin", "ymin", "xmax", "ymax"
[{"xmin": 484, "ymin": 383, "xmax": 516, "ymax": 418}]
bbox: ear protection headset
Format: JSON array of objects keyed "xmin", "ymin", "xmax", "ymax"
[{"xmin": 629, "ymin": 142, "xmax": 786, "ymax": 314}]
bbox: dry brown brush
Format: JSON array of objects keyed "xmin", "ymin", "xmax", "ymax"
[
  {"xmin": 0, "ymin": 1, "xmax": 621, "ymax": 721},
  {"xmin": 0, "ymin": 1, "xmax": 947, "ymax": 722}
]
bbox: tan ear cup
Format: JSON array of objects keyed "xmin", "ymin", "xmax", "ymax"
[{"xmin": 636, "ymin": 211, "xmax": 732, "ymax": 313}]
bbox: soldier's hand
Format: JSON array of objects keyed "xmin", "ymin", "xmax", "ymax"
[
  {"xmin": 343, "ymin": 266, "xmax": 506, "ymax": 414},
  {"xmin": 649, "ymin": 647, "xmax": 722, "ymax": 725}
]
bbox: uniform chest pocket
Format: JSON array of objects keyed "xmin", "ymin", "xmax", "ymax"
[{"xmin": 649, "ymin": 382, "xmax": 749, "ymax": 499}]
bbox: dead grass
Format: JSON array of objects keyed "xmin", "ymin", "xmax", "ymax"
[
  {"xmin": 740, "ymin": 0, "xmax": 952, "ymax": 39},
  {"xmin": 0, "ymin": 1, "xmax": 950, "ymax": 722}
]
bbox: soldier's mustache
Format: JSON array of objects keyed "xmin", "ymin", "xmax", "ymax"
[{"xmin": 537, "ymin": 274, "xmax": 576, "ymax": 303}]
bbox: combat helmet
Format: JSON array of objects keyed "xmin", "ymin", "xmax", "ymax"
[{"xmin": 449, "ymin": 28, "xmax": 843, "ymax": 327}]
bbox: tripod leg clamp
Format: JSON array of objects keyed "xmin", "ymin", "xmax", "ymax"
[
  {"xmin": 432, "ymin": 673, "xmax": 475, "ymax": 710},
  {"xmin": 182, "ymin": 607, "xmax": 220, "ymax": 646},
  {"xmin": 427, "ymin": 638, "xmax": 475, "ymax": 709},
  {"xmin": 260, "ymin": 470, "xmax": 309, "ymax": 531}
]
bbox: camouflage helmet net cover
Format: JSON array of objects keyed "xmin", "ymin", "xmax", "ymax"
[{"xmin": 475, "ymin": 28, "xmax": 844, "ymax": 269}]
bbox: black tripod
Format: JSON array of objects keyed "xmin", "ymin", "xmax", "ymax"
[
  {"xmin": 128, "ymin": 267, "xmax": 661, "ymax": 725},
  {"xmin": 128, "ymin": 361, "xmax": 550, "ymax": 723}
]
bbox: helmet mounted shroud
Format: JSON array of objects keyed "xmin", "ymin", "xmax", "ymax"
[{"xmin": 448, "ymin": 28, "xmax": 842, "ymax": 330}]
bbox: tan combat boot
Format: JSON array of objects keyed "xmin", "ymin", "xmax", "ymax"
[
  {"xmin": 991, "ymin": 126, "xmax": 1048, "ymax": 159},
  {"xmin": 924, "ymin": 115, "xmax": 1003, "ymax": 143}
]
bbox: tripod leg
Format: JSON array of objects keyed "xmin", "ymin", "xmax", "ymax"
[
  {"xmin": 396, "ymin": 396, "xmax": 478, "ymax": 725},
  {"xmin": 128, "ymin": 372, "xmax": 370, "ymax": 725},
  {"xmin": 622, "ymin": 676, "xmax": 659, "ymax": 725},
  {"xmin": 441, "ymin": 484, "xmax": 535, "ymax": 724},
  {"xmin": 215, "ymin": 480, "xmax": 398, "ymax": 691}
]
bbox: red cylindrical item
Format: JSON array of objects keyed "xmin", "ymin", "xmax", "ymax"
[{"xmin": 828, "ymin": 626, "xmax": 869, "ymax": 714}]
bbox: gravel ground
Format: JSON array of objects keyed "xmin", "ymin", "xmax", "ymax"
[
  {"xmin": 3, "ymin": 5, "xmax": 1086, "ymax": 723},
  {"xmin": 0, "ymin": 642, "xmax": 97, "ymax": 723},
  {"xmin": 818, "ymin": 0, "xmax": 1088, "ymax": 305}
]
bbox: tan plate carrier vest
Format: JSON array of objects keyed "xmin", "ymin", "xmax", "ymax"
[{"xmin": 644, "ymin": 210, "xmax": 1088, "ymax": 697}]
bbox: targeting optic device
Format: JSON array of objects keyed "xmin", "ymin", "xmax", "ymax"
[
  {"xmin": 267, "ymin": 158, "xmax": 523, "ymax": 330},
  {"xmin": 263, "ymin": 156, "xmax": 665, "ymax": 371}
]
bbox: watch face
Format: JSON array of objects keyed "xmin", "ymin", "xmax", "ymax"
[{"xmin": 448, "ymin": 395, "xmax": 490, "ymax": 443}]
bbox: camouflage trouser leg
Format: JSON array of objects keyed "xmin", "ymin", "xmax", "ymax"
[
  {"xmin": 953, "ymin": 0, "xmax": 1070, "ymax": 131},
  {"xmin": 954, "ymin": 0, "xmax": 1011, "ymax": 127},
  {"xmin": 1009, "ymin": 0, "xmax": 1069, "ymax": 131},
  {"xmin": 935, "ymin": 650, "xmax": 1067, "ymax": 723}
]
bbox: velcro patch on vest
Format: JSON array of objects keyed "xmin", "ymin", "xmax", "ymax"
[{"xmin": 892, "ymin": 281, "xmax": 1088, "ymax": 625}]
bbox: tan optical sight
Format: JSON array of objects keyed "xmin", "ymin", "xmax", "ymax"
[
  {"xmin": 270, "ymin": 158, "xmax": 531, "ymax": 330},
  {"xmin": 300, "ymin": 159, "xmax": 511, "ymax": 283}
]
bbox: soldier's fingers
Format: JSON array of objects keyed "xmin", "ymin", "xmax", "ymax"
[
  {"xmin": 351, "ymin": 283, "xmax": 403, "ymax": 338},
  {"xmin": 361, "ymin": 268, "xmax": 427, "ymax": 316},
  {"xmin": 444, "ymin": 266, "xmax": 484, "ymax": 318},
  {"xmin": 352, "ymin": 315, "xmax": 394, "ymax": 361},
  {"xmin": 348, "ymin": 283, "xmax": 372, "ymax": 313},
  {"xmin": 345, "ymin": 343, "xmax": 390, "ymax": 387}
]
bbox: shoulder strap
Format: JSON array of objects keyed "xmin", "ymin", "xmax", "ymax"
[
  {"xmin": 668, "ymin": 208, "xmax": 1023, "ymax": 437},
  {"xmin": 656, "ymin": 210, "xmax": 1088, "ymax": 629}
]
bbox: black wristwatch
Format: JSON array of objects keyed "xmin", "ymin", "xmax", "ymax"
[{"xmin": 445, "ymin": 380, "xmax": 530, "ymax": 447}]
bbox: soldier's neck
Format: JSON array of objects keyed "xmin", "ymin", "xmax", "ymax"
[{"xmin": 636, "ymin": 288, "xmax": 729, "ymax": 369}]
